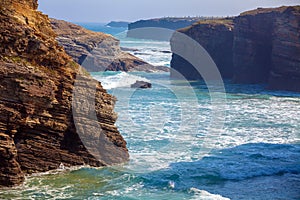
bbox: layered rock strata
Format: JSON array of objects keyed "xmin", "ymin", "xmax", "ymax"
[
  {"xmin": 0, "ymin": 0, "xmax": 128, "ymax": 187},
  {"xmin": 233, "ymin": 6, "xmax": 300, "ymax": 91},
  {"xmin": 51, "ymin": 19, "xmax": 168, "ymax": 73}
]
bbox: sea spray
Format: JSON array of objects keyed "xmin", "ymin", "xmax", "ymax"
[{"xmin": 93, "ymin": 72, "xmax": 150, "ymax": 90}]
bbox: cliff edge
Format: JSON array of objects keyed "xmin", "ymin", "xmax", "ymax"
[{"xmin": 0, "ymin": 0, "xmax": 128, "ymax": 187}]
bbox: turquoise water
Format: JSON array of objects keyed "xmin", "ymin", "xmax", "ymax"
[{"xmin": 0, "ymin": 24, "xmax": 299, "ymax": 200}]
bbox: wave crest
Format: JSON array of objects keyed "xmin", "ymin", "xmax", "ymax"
[{"xmin": 93, "ymin": 72, "xmax": 150, "ymax": 90}]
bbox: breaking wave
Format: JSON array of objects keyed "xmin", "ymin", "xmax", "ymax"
[{"xmin": 93, "ymin": 72, "xmax": 150, "ymax": 90}]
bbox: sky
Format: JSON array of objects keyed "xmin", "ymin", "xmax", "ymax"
[{"xmin": 39, "ymin": 0, "xmax": 300, "ymax": 23}]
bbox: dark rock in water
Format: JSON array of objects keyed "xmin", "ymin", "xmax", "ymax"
[
  {"xmin": 134, "ymin": 52, "xmax": 151, "ymax": 56},
  {"xmin": 160, "ymin": 50, "xmax": 172, "ymax": 54},
  {"xmin": 106, "ymin": 21, "xmax": 130, "ymax": 28},
  {"xmin": 0, "ymin": 0, "xmax": 128, "ymax": 187},
  {"xmin": 120, "ymin": 47, "xmax": 139, "ymax": 52},
  {"xmin": 131, "ymin": 81, "xmax": 152, "ymax": 88},
  {"xmin": 50, "ymin": 19, "xmax": 169, "ymax": 73}
]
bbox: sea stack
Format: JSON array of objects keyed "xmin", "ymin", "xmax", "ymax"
[{"xmin": 0, "ymin": 0, "xmax": 128, "ymax": 187}]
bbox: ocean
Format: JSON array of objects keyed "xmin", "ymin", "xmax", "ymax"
[{"xmin": 1, "ymin": 25, "xmax": 299, "ymax": 200}]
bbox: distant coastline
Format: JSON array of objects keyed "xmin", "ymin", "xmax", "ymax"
[
  {"xmin": 127, "ymin": 16, "xmax": 223, "ymax": 40},
  {"xmin": 106, "ymin": 21, "xmax": 130, "ymax": 27}
]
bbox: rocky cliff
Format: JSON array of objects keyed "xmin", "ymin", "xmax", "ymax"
[
  {"xmin": 0, "ymin": 0, "xmax": 128, "ymax": 187},
  {"xmin": 269, "ymin": 7, "xmax": 300, "ymax": 91},
  {"xmin": 170, "ymin": 6, "xmax": 300, "ymax": 92},
  {"xmin": 170, "ymin": 19, "xmax": 234, "ymax": 80},
  {"xmin": 233, "ymin": 6, "xmax": 300, "ymax": 91},
  {"xmin": 51, "ymin": 19, "xmax": 168, "ymax": 72}
]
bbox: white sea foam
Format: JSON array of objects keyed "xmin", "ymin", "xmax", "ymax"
[
  {"xmin": 190, "ymin": 188, "xmax": 231, "ymax": 200},
  {"xmin": 28, "ymin": 165, "xmax": 91, "ymax": 177},
  {"xmin": 94, "ymin": 72, "xmax": 150, "ymax": 90}
]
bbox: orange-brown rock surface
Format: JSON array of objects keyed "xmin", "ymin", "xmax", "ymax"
[
  {"xmin": 51, "ymin": 18, "xmax": 169, "ymax": 73},
  {"xmin": 0, "ymin": 0, "xmax": 128, "ymax": 187}
]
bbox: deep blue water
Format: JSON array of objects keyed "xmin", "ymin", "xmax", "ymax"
[{"xmin": 0, "ymin": 24, "xmax": 299, "ymax": 200}]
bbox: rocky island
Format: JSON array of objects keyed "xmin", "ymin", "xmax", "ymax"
[
  {"xmin": 170, "ymin": 6, "xmax": 300, "ymax": 92},
  {"xmin": 0, "ymin": 0, "xmax": 128, "ymax": 187}
]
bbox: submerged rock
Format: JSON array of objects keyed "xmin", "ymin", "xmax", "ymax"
[
  {"xmin": 0, "ymin": 0, "xmax": 128, "ymax": 187},
  {"xmin": 131, "ymin": 81, "xmax": 152, "ymax": 88}
]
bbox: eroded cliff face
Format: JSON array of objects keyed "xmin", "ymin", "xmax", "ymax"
[
  {"xmin": 0, "ymin": 0, "xmax": 128, "ymax": 187},
  {"xmin": 51, "ymin": 19, "xmax": 168, "ymax": 73},
  {"xmin": 170, "ymin": 6, "xmax": 300, "ymax": 92},
  {"xmin": 233, "ymin": 6, "xmax": 300, "ymax": 89},
  {"xmin": 233, "ymin": 9, "xmax": 277, "ymax": 83},
  {"xmin": 268, "ymin": 7, "xmax": 300, "ymax": 91},
  {"xmin": 170, "ymin": 19, "xmax": 234, "ymax": 80}
]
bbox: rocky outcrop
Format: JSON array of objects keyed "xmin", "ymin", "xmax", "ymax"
[
  {"xmin": 51, "ymin": 19, "xmax": 168, "ymax": 73},
  {"xmin": 170, "ymin": 19, "xmax": 234, "ymax": 80},
  {"xmin": 0, "ymin": 0, "xmax": 128, "ymax": 187},
  {"xmin": 131, "ymin": 81, "xmax": 152, "ymax": 89},
  {"xmin": 170, "ymin": 6, "xmax": 300, "ymax": 92}
]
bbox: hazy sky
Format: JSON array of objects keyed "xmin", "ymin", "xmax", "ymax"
[{"xmin": 39, "ymin": 0, "xmax": 300, "ymax": 23}]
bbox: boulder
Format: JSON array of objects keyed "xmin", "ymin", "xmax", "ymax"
[{"xmin": 131, "ymin": 81, "xmax": 152, "ymax": 88}]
